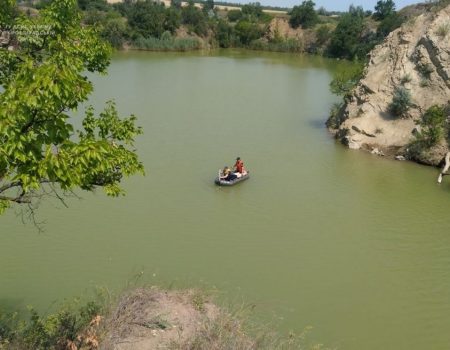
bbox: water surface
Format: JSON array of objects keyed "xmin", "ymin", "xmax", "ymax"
[{"xmin": 1, "ymin": 50, "xmax": 450, "ymax": 350}]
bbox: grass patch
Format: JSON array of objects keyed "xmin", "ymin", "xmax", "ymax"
[
  {"xmin": 133, "ymin": 34, "xmax": 202, "ymax": 51},
  {"xmin": 436, "ymin": 23, "xmax": 450, "ymax": 37},
  {"xmin": 249, "ymin": 38, "xmax": 304, "ymax": 52}
]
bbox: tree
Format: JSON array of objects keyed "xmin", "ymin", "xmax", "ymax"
[
  {"xmin": 234, "ymin": 19, "xmax": 262, "ymax": 45},
  {"xmin": 128, "ymin": 1, "xmax": 167, "ymax": 38},
  {"xmin": 241, "ymin": 2, "xmax": 263, "ymax": 20},
  {"xmin": 181, "ymin": 1, "xmax": 208, "ymax": 36},
  {"xmin": 327, "ymin": 5, "xmax": 366, "ymax": 59},
  {"xmin": 377, "ymin": 12, "xmax": 404, "ymax": 38},
  {"xmin": 0, "ymin": 0, "xmax": 144, "ymax": 217},
  {"xmin": 289, "ymin": 0, "xmax": 319, "ymax": 29},
  {"xmin": 203, "ymin": 0, "xmax": 214, "ymax": 13},
  {"xmin": 373, "ymin": 0, "xmax": 396, "ymax": 21},
  {"xmin": 215, "ymin": 19, "xmax": 234, "ymax": 47}
]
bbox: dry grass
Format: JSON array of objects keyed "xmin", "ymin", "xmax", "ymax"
[{"xmin": 100, "ymin": 287, "xmax": 332, "ymax": 350}]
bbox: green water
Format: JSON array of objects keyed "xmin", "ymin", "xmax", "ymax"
[{"xmin": 2, "ymin": 50, "xmax": 450, "ymax": 349}]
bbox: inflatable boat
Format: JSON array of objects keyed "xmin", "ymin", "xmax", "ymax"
[{"xmin": 215, "ymin": 171, "xmax": 250, "ymax": 186}]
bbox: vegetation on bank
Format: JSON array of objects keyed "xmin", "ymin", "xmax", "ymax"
[
  {"xmin": 327, "ymin": 0, "xmax": 450, "ymax": 163},
  {"xmin": 0, "ymin": 287, "xmax": 329, "ymax": 350},
  {"xmin": 407, "ymin": 104, "xmax": 450, "ymax": 161},
  {"xmin": 15, "ymin": 0, "xmax": 407, "ymax": 58}
]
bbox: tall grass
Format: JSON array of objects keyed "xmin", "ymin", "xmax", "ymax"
[
  {"xmin": 133, "ymin": 36, "xmax": 202, "ymax": 52},
  {"xmin": 249, "ymin": 38, "xmax": 304, "ymax": 53}
]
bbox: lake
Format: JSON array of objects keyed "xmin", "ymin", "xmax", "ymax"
[{"xmin": 1, "ymin": 50, "xmax": 450, "ymax": 350}]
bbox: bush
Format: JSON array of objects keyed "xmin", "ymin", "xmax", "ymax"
[
  {"xmin": 389, "ymin": 86, "xmax": 413, "ymax": 117},
  {"xmin": 329, "ymin": 63, "xmax": 364, "ymax": 98},
  {"xmin": 0, "ymin": 299, "xmax": 104, "ymax": 350},
  {"xmin": 215, "ymin": 19, "xmax": 234, "ymax": 48},
  {"xmin": 326, "ymin": 102, "xmax": 345, "ymax": 129},
  {"xmin": 289, "ymin": 0, "xmax": 319, "ymax": 29},
  {"xmin": 234, "ymin": 19, "xmax": 263, "ymax": 46},
  {"xmin": 315, "ymin": 24, "xmax": 332, "ymax": 46},
  {"xmin": 416, "ymin": 105, "xmax": 447, "ymax": 146},
  {"xmin": 227, "ymin": 9, "xmax": 242, "ymax": 22}
]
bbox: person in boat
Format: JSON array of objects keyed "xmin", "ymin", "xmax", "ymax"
[
  {"xmin": 234, "ymin": 157, "xmax": 244, "ymax": 173},
  {"xmin": 233, "ymin": 157, "xmax": 247, "ymax": 176},
  {"xmin": 220, "ymin": 166, "xmax": 238, "ymax": 182}
]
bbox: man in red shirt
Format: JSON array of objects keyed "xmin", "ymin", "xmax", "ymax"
[{"xmin": 234, "ymin": 157, "xmax": 244, "ymax": 174}]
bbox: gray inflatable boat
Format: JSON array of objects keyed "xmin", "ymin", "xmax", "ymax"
[{"xmin": 215, "ymin": 171, "xmax": 250, "ymax": 186}]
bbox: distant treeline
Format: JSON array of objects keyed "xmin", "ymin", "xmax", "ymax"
[{"xmin": 22, "ymin": 0, "xmax": 408, "ymax": 59}]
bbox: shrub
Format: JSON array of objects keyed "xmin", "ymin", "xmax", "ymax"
[
  {"xmin": 234, "ymin": 19, "xmax": 263, "ymax": 46},
  {"xmin": 215, "ymin": 19, "xmax": 234, "ymax": 48},
  {"xmin": 0, "ymin": 298, "xmax": 104, "ymax": 350},
  {"xmin": 329, "ymin": 63, "xmax": 364, "ymax": 98},
  {"xmin": 326, "ymin": 102, "xmax": 345, "ymax": 129},
  {"xmin": 315, "ymin": 24, "xmax": 332, "ymax": 46},
  {"xmin": 227, "ymin": 9, "xmax": 242, "ymax": 22},
  {"xmin": 416, "ymin": 105, "xmax": 447, "ymax": 146},
  {"xmin": 389, "ymin": 86, "xmax": 413, "ymax": 117}
]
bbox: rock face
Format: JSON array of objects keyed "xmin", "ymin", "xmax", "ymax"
[{"xmin": 330, "ymin": 5, "xmax": 450, "ymax": 165}]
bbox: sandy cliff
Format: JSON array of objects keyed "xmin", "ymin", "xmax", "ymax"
[{"xmin": 330, "ymin": 4, "xmax": 450, "ymax": 165}]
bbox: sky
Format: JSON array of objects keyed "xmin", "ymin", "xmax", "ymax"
[{"xmin": 227, "ymin": 0, "xmax": 421, "ymax": 11}]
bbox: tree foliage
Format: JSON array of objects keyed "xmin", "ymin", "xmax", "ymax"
[
  {"xmin": 181, "ymin": 1, "xmax": 209, "ymax": 36},
  {"xmin": 127, "ymin": 1, "xmax": 168, "ymax": 38},
  {"xmin": 234, "ymin": 19, "xmax": 263, "ymax": 45},
  {"xmin": 329, "ymin": 63, "xmax": 364, "ymax": 98},
  {"xmin": 373, "ymin": 0, "xmax": 396, "ymax": 21},
  {"xmin": 241, "ymin": 2, "xmax": 264, "ymax": 20},
  {"xmin": 327, "ymin": 6, "xmax": 368, "ymax": 60},
  {"xmin": 377, "ymin": 12, "xmax": 404, "ymax": 37},
  {"xmin": 289, "ymin": 0, "xmax": 319, "ymax": 29},
  {"xmin": 0, "ymin": 0, "xmax": 144, "ymax": 216}
]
